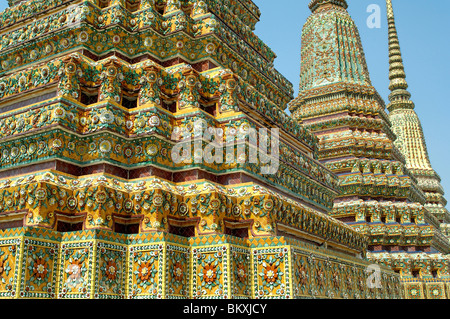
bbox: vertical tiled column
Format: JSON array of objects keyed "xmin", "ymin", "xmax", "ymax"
[
  {"xmin": 57, "ymin": 232, "xmax": 96, "ymax": 299},
  {"xmin": 229, "ymin": 244, "xmax": 251, "ymax": 299},
  {"xmin": 165, "ymin": 239, "xmax": 190, "ymax": 299},
  {"xmin": 126, "ymin": 237, "xmax": 165, "ymax": 299},
  {"xmin": 92, "ymin": 237, "xmax": 127, "ymax": 299},
  {"xmin": 291, "ymin": 250, "xmax": 311, "ymax": 298},
  {"xmin": 191, "ymin": 239, "xmax": 230, "ymax": 299},
  {"xmin": 126, "ymin": 233, "xmax": 192, "ymax": 299}
]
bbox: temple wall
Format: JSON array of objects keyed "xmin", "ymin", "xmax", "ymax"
[{"xmin": 0, "ymin": 227, "xmax": 402, "ymax": 299}]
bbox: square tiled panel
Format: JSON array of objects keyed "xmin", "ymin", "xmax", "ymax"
[
  {"xmin": 230, "ymin": 245, "xmax": 251, "ymax": 298},
  {"xmin": 94, "ymin": 241, "xmax": 127, "ymax": 299},
  {"xmin": 58, "ymin": 241, "xmax": 95, "ymax": 299},
  {"xmin": 192, "ymin": 245, "xmax": 229, "ymax": 299},
  {"xmin": 252, "ymin": 247, "xmax": 290, "ymax": 299},
  {"xmin": 19, "ymin": 238, "xmax": 59, "ymax": 299}
]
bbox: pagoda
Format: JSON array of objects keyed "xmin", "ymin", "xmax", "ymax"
[
  {"xmin": 0, "ymin": 0, "xmax": 401, "ymax": 299},
  {"xmin": 372, "ymin": 0, "xmax": 450, "ymax": 299},
  {"xmin": 290, "ymin": 0, "xmax": 450, "ymax": 298}
]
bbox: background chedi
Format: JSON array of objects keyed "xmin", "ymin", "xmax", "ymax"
[{"xmin": 290, "ymin": 0, "xmax": 450, "ymax": 299}]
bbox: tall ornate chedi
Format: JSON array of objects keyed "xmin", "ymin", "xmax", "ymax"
[
  {"xmin": 290, "ymin": 0, "xmax": 450, "ymax": 299},
  {"xmin": 372, "ymin": 0, "xmax": 450, "ymax": 299},
  {"xmin": 385, "ymin": 0, "xmax": 450, "ymax": 230},
  {"xmin": 0, "ymin": 0, "xmax": 402, "ymax": 299}
]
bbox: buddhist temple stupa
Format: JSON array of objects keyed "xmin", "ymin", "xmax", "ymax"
[
  {"xmin": 290, "ymin": 0, "xmax": 450, "ymax": 299},
  {"xmin": 0, "ymin": 0, "xmax": 446, "ymax": 299}
]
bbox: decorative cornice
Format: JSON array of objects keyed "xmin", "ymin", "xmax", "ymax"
[{"xmin": 386, "ymin": 0, "xmax": 414, "ymax": 111}]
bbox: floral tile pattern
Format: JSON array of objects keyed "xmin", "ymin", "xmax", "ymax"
[
  {"xmin": 252, "ymin": 247, "xmax": 290, "ymax": 299},
  {"xmin": 231, "ymin": 246, "xmax": 251, "ymax": 298},
  {"xmin": 20, "ymin": 238, "xmax": 59, "ymax": 298},
  {"xmin": 0, "ymin": 0, "xmax": 433, "ymax": 299},
  {"xmin": 166, "ymin": 244, "xmax": 190, "ymax": 298},
  {"xmin": 94, "ymin": 241, "xmax": 127, "ymax": 299},
  {"xmin": 404, "ymin": 282, "xmax": 424, "ymax": 299},
  {"xmin": 58, "ymin": 241, "xmax": 94, "ymax": 299},
  {"xmin": 128, "ymin": 243, "xmax": 164, "ymax": 299},
  {"xmin": 426, "ymin": 283, "xmax": 446, "ymax": 299},
  {"xmin": 192, "ymin": 245, "xmax": 228, "ymax": 299},
  {"xmin": 0, "ymin": 238, "xmax": 20, "ymax": 298},
  {"xmin": 0, "ymin": 227, "xmax": 406, "ymax": 299}
]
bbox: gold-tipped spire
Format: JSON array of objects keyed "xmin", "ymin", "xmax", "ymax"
[
  {"xmin": 386, "ymin": 0, "xmax": 450, "ymax": 225},
  {"xmin": 308, "ymin": 0, "xmax": 348, "ymax": 13},
  {"xmin": 386, "ymin": 0, "xmax": 414, "ymax": 111}
]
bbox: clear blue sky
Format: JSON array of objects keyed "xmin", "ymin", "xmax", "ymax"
[{"xmin": 0, "ymin": 0, "xmax": 449, "ymax": 201}]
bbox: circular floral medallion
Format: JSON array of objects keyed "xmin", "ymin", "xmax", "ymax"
[
  {"xmin": 210, "ymin": 199, "xmax": 220, "ymax": 210},
  {"xmin": 100, "ymin": 110, "xmax": 114, "ymax": 124},
  {"xmin": 123, "ymin": 199, "xmax": 133, "ymax": 213},
  {"xmin": 146, "ymin": 144, "xmax": 158, "ymax": 156},
  {"xmin": 99, "ymin": 140, "xmax": 112, "ymax": 153},
  {"xmin": 231, "ymin": 205, "xmax": 241, "ymax": 217},
  {"xmin": 51, "ymin": 138, "xmax": 63, "ymax": 150},
  {"xmin": 35, "ymin": 188, "xmax": 47, "ymax": 201},
  {"xmin": 148, "ymin": 115, "xmax": 160, "ymax": 127},
  {"xmin": 32, "ymin": 258, "xmax": 48, "ymax": 281},
  {"xmin": 106, "ymin": 66, "xmax": 117, "ymax": 77},
  {"xmin": 67, "ymin": 197, "xmax": 77, "ymax": 210},
  {"xmin": 79, "ymin": 31, "xmax": 89, "ymax": 43},
  {"xmin": 172, "ymin": 261, "xmax": 184, "ymax": 283},
  {"xmin": 54, "ymin": 106, "xmax": 66, "ymax": 118},
  {"xmin": 203, "ymin": 263, "xmax": 217, "ymax": 284},
  {"xmin": 263, "ymin": 199, "xmax": 274, "ymax": 211},
  {"xmin": 205, "ymin": 43, "xmax": 216, "ymax": 54},
  {"xmin": 10, "ymin": 147, "xmax": 19, "ymax": 158},
  {"xmin": 153, "ymin": 195, "xmax": 163, "ymax": 207},
  {"xmin": 137, "ymin": 261, "xmax": 154, "ymax": 282},
  {"xmin": 61, "ymin": 38, "xmax": 69, "ymax": 48},
  {"xmin": 144, "ymin": 37, "xmax": 153, "ymax": 47},
  {"xmin": 178, "ymin": 203, "xmax": 188, "ymax": 216},
  {"xmin": 95, "ymin": 191, "xmax": 108, "ymax": 204},
  {"xmin": 104, "ymin": 259, "xmax": 118, "ymax": 281},
  {"xmin": 123, "ymin": 145, "xmax": 133, "ymax": 158},
  {"xmin": 75, "ymin": 142, "xmax": 88, "ymax": 156},
  {"xmin": 28, "ymin": 143, "xmax": 37, "ymax": 155}
]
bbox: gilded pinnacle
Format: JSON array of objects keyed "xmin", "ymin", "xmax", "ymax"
[{"xmin": 386, "ymin": 0, "xmax": 413, "ymax": 109}]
